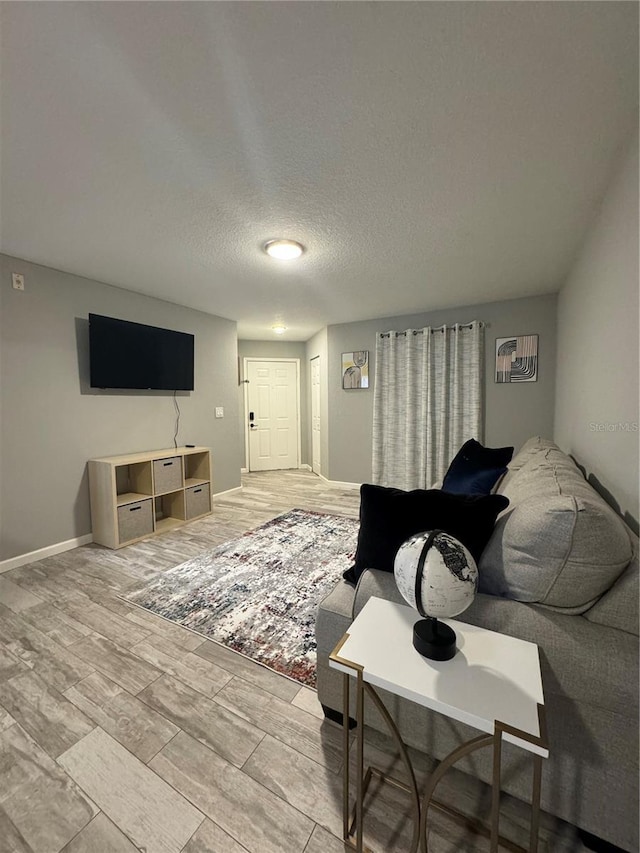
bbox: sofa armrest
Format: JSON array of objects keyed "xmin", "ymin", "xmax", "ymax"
[{"xmin": 353, "ymin": 568, "xmax": 405, "ymax": 617}]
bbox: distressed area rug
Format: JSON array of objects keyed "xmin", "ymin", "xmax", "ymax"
[{"xmin": 122, "ymin": 508, "xmax": 359, "ymax": 688}]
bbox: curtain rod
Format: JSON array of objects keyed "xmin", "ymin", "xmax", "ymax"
[{"xmin": 379, "ymin": 321, "xmax": 483, "ymax": 339}]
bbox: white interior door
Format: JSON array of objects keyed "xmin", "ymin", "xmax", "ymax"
[
  {"xmin": 247, "ymin": 360, "xmax": 299, "ymax": 471},
  {"xmin": 311, "ymin": 356, "xmax": 321, "ymax": 475}
]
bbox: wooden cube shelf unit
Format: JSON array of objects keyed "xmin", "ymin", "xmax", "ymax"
[{"xmin": 89, "ymin": 447, "xmax": 212, "ymax": 548}]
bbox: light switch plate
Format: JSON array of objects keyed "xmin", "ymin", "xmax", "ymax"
[{"xmin": 215, "ymin": 407, "xmax": 224, "ymax": 418}]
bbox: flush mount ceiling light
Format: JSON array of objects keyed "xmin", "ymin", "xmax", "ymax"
[
  {"xmin": 271, "ymin": 324, "xmax": 287, "ymax": 335},
  {"xmin": 263, "ymin": 239, "xmax": 304, "ymax": 260}
]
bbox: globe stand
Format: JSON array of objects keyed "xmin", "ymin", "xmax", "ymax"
[{"xmin": 413, "ymin": 617, "xmax": 457, "ymax": 661}]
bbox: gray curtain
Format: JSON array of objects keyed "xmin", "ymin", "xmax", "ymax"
[{"xmin": 372, "ymin": 322, "xmax": 483, "ymax": 489}]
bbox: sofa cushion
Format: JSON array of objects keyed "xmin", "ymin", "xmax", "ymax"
[
  {"xmin": 349, "ymin": 575, "xmax": 639, "ymax": 718},
  {"xmin": 585, "ymin": 530, "xmax": 639, "ymax": 635},
  {"xmin": 442, "ymin": 438, "xmax": 514, "ymax": 495},
  {"xmin": 479, "ymin": 449, "xmax": 633, "ymax": 612},
  {"xmin": 507, "ymin": 436, "xmax": 560, "ymax": 472},
  {"xmin": 497, "ymin": 436, "xmax": 559, "ymax": 492},
  {"xmin": 343, "ymin": 484, "xmax": 508, "ymax": 585}
]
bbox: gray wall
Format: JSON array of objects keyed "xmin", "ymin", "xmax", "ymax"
[
  {"xmin": 0, "ymin": 254, "xmax": 241, "ymax": 561},
  {"xmin": 555, "ymin": 129, "xmax": 639, "ymax": 525},
  {"xmin": 237, "ymin": 340, "xmax": 309, "ymax": 469},
  {"xmin": 326, "ymin": 293, "xmax": 557, "ymax": 483},
  {"xmin": 306, "ymin": 328, "xmax": 329, "ymax": 479}
]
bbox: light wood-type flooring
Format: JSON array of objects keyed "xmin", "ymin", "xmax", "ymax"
[{"xmin": 0, "ymin": 470, "xmax": 593, "ymax": 853}]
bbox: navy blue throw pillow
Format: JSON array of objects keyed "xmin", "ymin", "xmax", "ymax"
[
  {"xmin": 442, "ymin": 439, "xmax": 514, "ymax": 496},
  {"xmin": 342, "ymin": 483, "xmax": 509, "ymax": 586}
]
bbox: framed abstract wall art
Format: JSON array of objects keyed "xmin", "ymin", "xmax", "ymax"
[
  {"xmin": 342, "ymin": 351, "xmax": 369, "ymax": 389},
  {"xmin": 495, "ymin": 335, "xmax": 538, "ymax": 383}
]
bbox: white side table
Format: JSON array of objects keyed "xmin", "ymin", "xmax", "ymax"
[{"xmin": 329, "ymin": 596, "xmax": 549, "ymax": 853}]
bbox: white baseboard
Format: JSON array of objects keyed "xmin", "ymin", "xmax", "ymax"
[
  {"xmin": 0, "ymin": 533, "xmax": 94, "ymax": 574},
  {"xmin": 318, "ymin": 473, "xmax": 361, "ymax": 489},
  {"xmin": 212, "ymin": 486, "xmax": 243, "ymax": 499},
  {"xmin": 242, "ymin": 465, "xmax": 312, "ymax": 473}
]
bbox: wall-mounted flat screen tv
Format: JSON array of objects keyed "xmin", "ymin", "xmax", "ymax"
[{"xmin": 89, "ymin": 314, "xmax": 195, "ymax": 390}]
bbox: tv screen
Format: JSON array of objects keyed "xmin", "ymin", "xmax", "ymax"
[{"xmin": 89, "ymin": 314, "xmax": 195, "ymax": 390}]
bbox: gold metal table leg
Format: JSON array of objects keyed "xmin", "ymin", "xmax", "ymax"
[
  {"xmin": 355, "ymin": 669, "xmax": 364, "ymax": 852},
  {"xmin": 529, "ymin": 754, "xmax": 543, "ymax": 853},
  {"xmin": 490, "ymin": 728, "xmax": 503, "ymax": 852},
  {"xmin": 363, "ymin": 683, "xmax": 422, "ymax": 853},
  {"xmin": 418, "ymin": 733, "xmax": 495, "ymax": 853},
  {"xmin": 342, "ymin": 672, "xmax": 350, "ymax": 842}
]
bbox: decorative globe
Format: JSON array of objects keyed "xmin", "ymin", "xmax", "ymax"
[{"xmin": 394, "ymin": 530, "xmax": 478, "ymax": 660}]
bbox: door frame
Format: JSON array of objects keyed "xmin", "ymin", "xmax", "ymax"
[
  {"xmin": 243, "ymin": 357, "xmax": 302, "ymax": 473},
  {"xmin": 310, "ymin": 355, "xmax": 321, "ymax": 476}
]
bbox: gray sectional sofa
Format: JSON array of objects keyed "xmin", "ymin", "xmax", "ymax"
[{"xmin": 316, "ymin": 438, "xmax": 639, "ymax": 851}]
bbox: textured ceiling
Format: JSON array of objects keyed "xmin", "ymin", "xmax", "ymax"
[{"xmin": 1, "ymin": 2, "xmax": 638, "ymax": 340}]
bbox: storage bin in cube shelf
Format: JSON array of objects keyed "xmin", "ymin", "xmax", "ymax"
[
  {"xmin": 186, "ymin": 484, "xmax": 211, "ymax": 519},
  {"xmin": 117, "ymin": 499, "xmax": 153, "ymax": 544},
  {"xmin": 153, "ymin": 456, "xmax": 183, "ymax": 494}
]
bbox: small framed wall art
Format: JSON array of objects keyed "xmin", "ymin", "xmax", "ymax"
[
  {"xmin": 342, "ymin": 351, "xmax": 369, "ymax": 389},
  {"xmin": 495, "ymin": 335, "xmax": 538, "ymax": 383}
]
